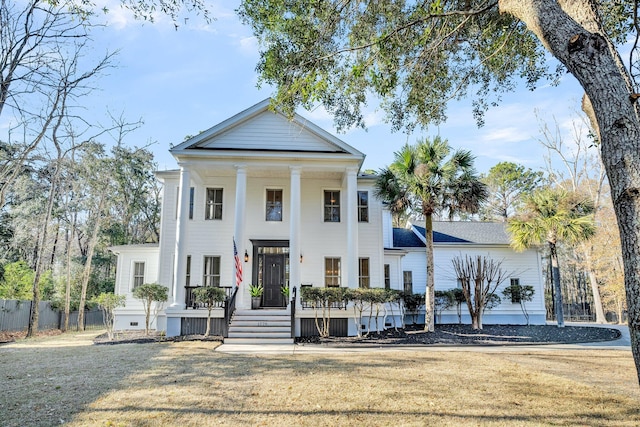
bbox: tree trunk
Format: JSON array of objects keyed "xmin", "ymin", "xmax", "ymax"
[
  {"xmin": 500, "ymin": 0, "xmax": 640, "ymax": 384},
  {"xmin": 587, "ymin": 268, "xmax": 606, "ymax": 323},
  {"xmin": 27, "ymin": 161, "xmax": 62, "ymax": 338},
  {"xmin": 549, "ymin": 241, "xmax": 565, "ymax": 327},
  {"xmin": 77, "ymin": 194, "xmax": 106, "ymax": 330},
  {"xmin": 424, "ymin": 211, "xmax": 435, "ymax": 332}
]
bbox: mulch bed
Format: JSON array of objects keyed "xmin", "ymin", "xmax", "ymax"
[
  {"xmin": 94, "ymin": 323, "xmax": 621, "ymax": 346},
  {"xmin": 296, "ymin": 324, "xmax": 622, "ymax": 346},
  {"xmin": 1, "ymin": 324, "xmax": 622, "ymax": 346},
  {"xmin": 93, "ymin": 331, "xmax": 223, "ymax": 345},
  {"xmin": 0, "ymin": 329, "xmax": 62, "ymax": 344}
]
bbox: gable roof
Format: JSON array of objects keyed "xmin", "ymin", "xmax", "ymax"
[
  {"xmin": 170, "ymin": 99, "xmax": 365, "ymax": 162},
  {"xmin": 393, "ymin": 222, "xmax": 512, "ymax": 248}
]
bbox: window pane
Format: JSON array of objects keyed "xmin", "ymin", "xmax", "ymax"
[
  {"xmin": 324, "ymin": 190, "xmax": 340, "ymax": 222},
  {"xmin": 359, "ymin": 258, "xmax": 370, "ymax": 288},
  {"xmin": 206, "ymin": 188, "xmax": 223, "ymax": 220},
  {"xmin": 185, "ymin": 256, "xmax": 191, "ymax": 286},
  {"xmin": 384, "ymin": 264, "xmax": 390, "ymax": 289},
  {"xmin": 188, "ymin": 187, "xmax": 194, "ymax": 219},
  {"xmin": 403, "ymin": 271, "xmax": 413, "ymax": 294},
  {"xmin": 358, "ymin": 191, "xmax": 369, "ymax": 222},
  {"xmin": 266, "ymin": 189, "xmax": 283, "ymax": 221},
  {"xmin": 325, "ymin": 258, "xmax": 341, "ymax": 287},
  {"xmin": 203, "ymin": 256, "xmax": 221, "ymax": 287},
  {"xmin": 133, "ymin": 262, "xmax": 145, "ymax": 289}
]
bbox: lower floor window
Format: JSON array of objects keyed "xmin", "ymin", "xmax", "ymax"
[
  {"xmin": 133, "ymin": 262, "xmax": 145, "ymax": 289},
  {"xmin": 403, "ymin": 271, "xmax": 413, "ymax": 294},
  {"xmin": 359, "ymin": 258, "xmax": 370, "ymax": 288},
  {"xmin": 325, "ymin": 257, "xmax": 341, "ymax": 287},
  {"xmin": 203, "ymin": 256, "xmax": 221, "ymax": 287}
]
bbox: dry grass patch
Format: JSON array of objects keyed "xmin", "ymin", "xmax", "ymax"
[{"xmin": 1, "ymin": 332, "xmax": 639, "ymax": 426}]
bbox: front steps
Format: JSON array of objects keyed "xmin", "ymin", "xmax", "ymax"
[{"xmin": 225, "ymin": 309, "xmax": 294, "ymax": 344}]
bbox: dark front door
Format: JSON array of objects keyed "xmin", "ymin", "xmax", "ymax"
[{"xmin": 263, "ymin": 254, "xmax": 285, "ymax": 307}]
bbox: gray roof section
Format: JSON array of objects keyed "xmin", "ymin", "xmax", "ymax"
[{"xmin": 393, "ymin": 222, "xmax": 512, "ymax": 248}]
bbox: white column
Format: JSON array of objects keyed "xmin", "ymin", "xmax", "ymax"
[
  {"xmin": 345, "ymin": 168, "xmax": 358, "ymax": 288},
  {"xmin": 289, "ymin": 167, "xmax": 301, "ymax": 299},
  {"xmin": 171, "ymin": 165, "xmax": 190, "ymax": 308},
  {"xmin": 233, "ymin": 165, "xmax": 247, "ymax": 306}
]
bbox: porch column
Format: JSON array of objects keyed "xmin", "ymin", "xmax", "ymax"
[
  {"xmin": 233, "ymin": 165, "xmax": 247, "ymax": 307},
  {"xmin": 171, "ymin": 165, "xmax": 190, "ymax": 308},
  {"xmin": 289, "ymin": 167, "xmax": 301, "ymax": 299},
  {"xmin": 345, "ymin": 168, "xmax": 358, "ymax": 288}
]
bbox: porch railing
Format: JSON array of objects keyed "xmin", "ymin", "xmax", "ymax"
[
  {"xmin": 223, "ymin": 286, "xmax": 239, "ymax": 338},
  {"xmin": 185, "ymin": 286, "xmax": 233, "ymax": 309},
  {"xmin": 300, "ymin": 285, "xmax": 349, "ymax": 310}
]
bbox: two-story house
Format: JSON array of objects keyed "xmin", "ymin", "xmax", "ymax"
[{"xmin": 110, "ymin": 99, "xmax": 546, "ymax": 341}]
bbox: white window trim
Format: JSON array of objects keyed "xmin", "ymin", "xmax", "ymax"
[
  {"xmin": 322, "ymin": 188, "xmax": 342, "ymax": 223},
  {"xmin": 264, "ymin": 187, "xmax": 285, "ymax": 222},
  {"xmin": 131, "ymin": 261, "xmax": 146, "ymax": 292},
  {"xmin": 205, "ymin": 186, "xmax": 225, "ymax": 221}
]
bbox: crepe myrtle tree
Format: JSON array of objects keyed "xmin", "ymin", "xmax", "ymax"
[
  {"xmin": 238, "ymin": 0, "xmax": 640, "ymax": 384},
  {"xmin": 193, "ymin": 286, "xmax": 226, "ymax": 337},
  {"xmin": 132, "ymin": 283, "xmax": 168, "ymax": 335},
  {"xmin": 452, "ymin": 255, "xmax": 509, "ymax": 330},
  {"xmin": 92, "ymin": 293, "xmax": 126, "ymax": 340}
]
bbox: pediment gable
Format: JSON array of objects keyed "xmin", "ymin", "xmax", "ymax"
[{"xmin": 171, "ymin": 99, "xmax": 364, "ymax": 158}]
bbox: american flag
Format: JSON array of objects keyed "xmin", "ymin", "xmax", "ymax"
[{"xmin": 233, "ymin": 238, "xmax": 243, "ymax": 287}]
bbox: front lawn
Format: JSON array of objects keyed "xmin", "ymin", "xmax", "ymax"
[{"xmin": 1, "ymin": 331, "xmax": 639, "ymax": 426}]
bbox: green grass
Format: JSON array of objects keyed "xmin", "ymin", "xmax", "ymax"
[{"xmin": 1, "ymin": 331, "xmax": 639, "ymax": 426}]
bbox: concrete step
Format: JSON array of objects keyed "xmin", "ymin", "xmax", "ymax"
[
  {"xmin": 224, "ymin": 337, "xmax": 294, "ymax": 345},
  {"xmin": 232, "ymin": 315, "xmax": 290, "ymax": 322},
  {"xmin": 229, "ymin": 325, "xmax": 291, "ymax": 333},
  {"xmin": 228, "ymin": 331, "xmax": 291, "ymax": 339},
  {"xmin": 231, "ymin": 319, "xmax": 290, "ymax": 326},
  {"xmin": 234, "ymin": 309, "xmax": 289, "ymax": 316}
]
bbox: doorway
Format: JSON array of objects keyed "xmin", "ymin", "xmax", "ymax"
[{"xmin": 252, "ymin": 240, "xmax": 290, "ymax": 308}]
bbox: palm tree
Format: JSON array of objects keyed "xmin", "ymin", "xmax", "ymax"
[
  {"xmin": 375, "ymin": 136, "xmax": 487, "ymax": 332},
  {"xmin": 508, "ymin": 188, "xmax": 596, "ymax": 327}
]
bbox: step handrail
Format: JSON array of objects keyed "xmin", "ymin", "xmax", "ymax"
[{"xmin": 223, "ymin": 286, "xmax": 239, "ymax": 338}]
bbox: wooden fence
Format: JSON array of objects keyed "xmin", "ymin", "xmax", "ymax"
[{"xmin": 0, "ymin": 299, "xmax": 104, "ymax": 332}]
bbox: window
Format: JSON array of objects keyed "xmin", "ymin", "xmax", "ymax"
[
  {"xmin": 324, "ymin": 190, "xmax": 340, "ymax": 222},
  {"xmin": 185, "ymin": 255, "xmax": 191, "ymax": 286},
  {"xmin": 403, "ymin": 271, "xmax": 413, "ymax": 294},
  {"xmin": 205, "ymin": 188, "xmax": 223, "ymax": 220},
  {"xmin": 510, "ymin": 278, "xmax": 521, "ymax": 303},
  {"xmin": 176, "ymin": 186, "xmax": 195, "ymax": 219},
  {"xmin": 266, "ymin": 189, "xmax": 283, "ymax": 221},
  {"xmin": 133, "ymin": 262, "xmax": 145, "ymax": 289},
  {"xmin": 384, "ymin": 264, "xmax": 390, "ymax": 290},
  {"xmin": 358, "ymin": 258, "xmax": 370, "ymax": 288},
  {"xmin": 325, "ymin": 257, "xmax": 341, "ymax": 287},
  {"xmin": 203, "ymin": 256, "xmax": 221, "ymax": 287},
  {"xmin": 357, "ymin": 191, "xmax": 369, "ymax": 222},
  {"xmin": 188, "ymin": 187, "xmax": 194, "ymax": 220}
]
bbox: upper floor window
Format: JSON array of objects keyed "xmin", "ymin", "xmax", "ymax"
[
  {"xmin": 205, "ymin": 188, "xmax": 223, "ymax": 220},
  {"xmin": 188, "ymin": 187, "xmax": 194, "ymax": 220},
  {"xmin": 203, "ymin": 256, "xmax": 221, "ymax": 287},
  {"xmin": 359, "ymin": 258, "xmax": 370, "ymax": 288},
  {"xmin": 324, "ymin": 190, "xmax": 340, "ymax": 222},
  {"xmin": 133, "ymin": 262, "xmax": 145, "ymax": 290},
  {"xmin": 176, "ymin": 186, "xmax": 195, "ymax": 219},
  {"xmin": 325, "ymin": 257, "xmax": 341, "ymax": 287},
  {"xmin": 358, "ymin": 191, "xmax": 369, "ymax": 222},
  {"xmin": 266, "ymin": 189, "xmax": 283, "ymax": 221}
]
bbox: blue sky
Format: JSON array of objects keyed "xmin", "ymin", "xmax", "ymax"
[{"xmin": 17, "ymin": 1, "xmax": 591, "ymax": 174}]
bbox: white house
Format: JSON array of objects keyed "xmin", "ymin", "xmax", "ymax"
[{"xmin": 110, "ymin": 99, "xmax": 546, "ymax": 341}]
